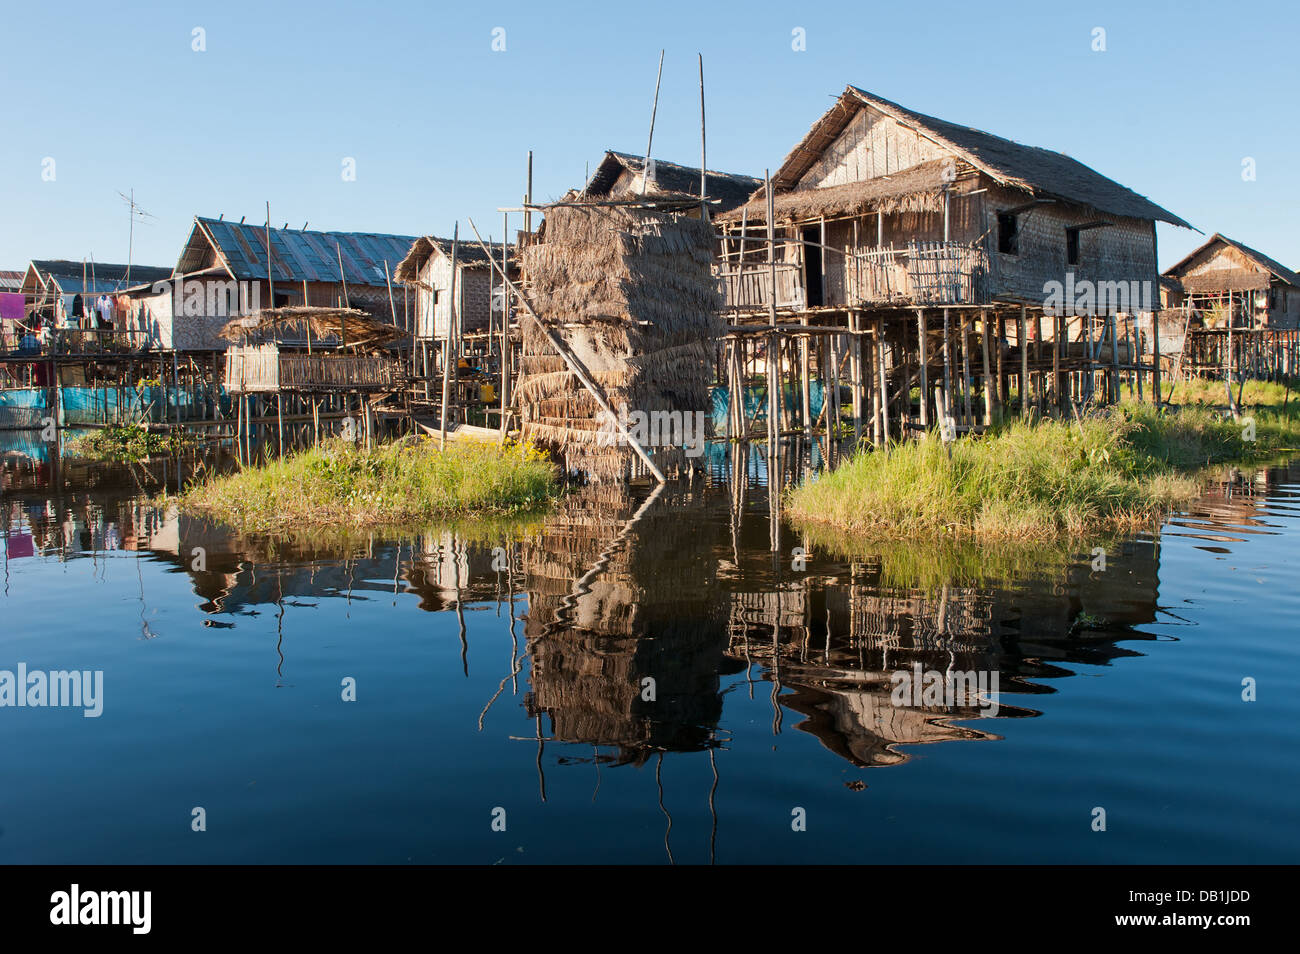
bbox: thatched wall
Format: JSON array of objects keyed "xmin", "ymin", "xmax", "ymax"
[{"xmin": 518, "ymin": 204, "xmax": 724, "ymax": 480}]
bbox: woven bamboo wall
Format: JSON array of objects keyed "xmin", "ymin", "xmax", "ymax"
[
  {"xmin": 797, "ymin": 105, "xmax": 949, "ymax": 188},
  {"xmin": 983, "ymin": 182, "xmax": 1158, "ymax": 306}
]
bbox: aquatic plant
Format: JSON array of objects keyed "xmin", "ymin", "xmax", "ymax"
[
  {"xmin": 177, "ymin": 437, "xmax": 559, "ymax": 532},
  {"xmin": 788, "ymin": 402, "xmax": 1300, "ymax": 541},
  {"xmin": 66, "ymin": 423, "xmax": 183, "ymax": 461}
]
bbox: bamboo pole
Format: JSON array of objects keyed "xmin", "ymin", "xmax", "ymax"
[
  {"xmin": 440, "ymin": 225, "xmax": 459, "ymax": 447},
  {"xmin": 1019, "ymin": 307, "xmax": 1029, "ymax": 417},
  {"xmin": 942, "ymin": 310, "xmax": 953, "ymax": 427},
  {"xmin": 960, "ymin": 312, "xmax": 973, "ymax": 425},
  {"xmin": 1109, "ymin": 314, "xmax": 1122, "ymax": 405},
  {"xmin": 501, "ymin": 211, "xmax": 510, "ymax": 432},
  {"xmin": 876, "ymin": 321, "xmax": 889, "ymax": 452},
  {"xmin": 698, "ymin": 53, "xmax": 707, "ymax": 218},
  {"xmin": 917, "ymin": 308, "xmax": 929, "ymax": 429},
  {"xmin": 981, "ymin": 309, "xmax": 993, "ymax": 425},
  {"xmin": 641, "ymin": 50, "xmax": 664, "ymax": 195}
]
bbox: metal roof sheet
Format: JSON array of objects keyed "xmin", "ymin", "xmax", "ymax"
[{"xmin": 194, "ymin": 217, "xmax": 416, "ymax": 287}]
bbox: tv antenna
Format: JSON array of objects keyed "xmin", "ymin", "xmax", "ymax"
[{"xmin": 118, "ymin": 189, "xmax": 156, "ymax": 284}]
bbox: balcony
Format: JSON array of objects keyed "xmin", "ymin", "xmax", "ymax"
[{"xmin": 718, "ymin": 241, "xmax": 989, "ymax": 313}]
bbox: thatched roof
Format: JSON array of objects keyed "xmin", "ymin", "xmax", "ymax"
[
  {"xmin": 764, "ymin": 86, "xmax": 1193, "ymax": 229},
  {"xmin": 392, "ymin": 235, "xmax": 512, "ymax": 284},
  {"xmin": 218, "ymin": 306, "xmax": 404, "ymax": 349},
  {"xmin": 1163, "ymin": 233, "xmax": 1300, "ymax": 290},
  {"xmin": 718, "ymin": 158, "xmax": 951, "ymax": 224},
  {"xmin": 584, "ymin": 151, "xmax": 762, "ymax": 214}
]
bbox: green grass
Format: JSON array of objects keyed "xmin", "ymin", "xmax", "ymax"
[
  {"xmin": 66, "ymin": 423, "xmax": 185, "ymax": 461},
  {"xmin": 788, "ymin": 402, "xmax": 1300, "ymax": 541},
  {"xmin": 1165, "ymin": 376, "xmax": 1296, "ymax": 409},
  {"xmin": 178, "ymin": 437, "xmax": 560, "ymax": 533}
]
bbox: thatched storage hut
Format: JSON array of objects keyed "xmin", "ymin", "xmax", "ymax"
[{"xmin": 516, "ymin": 201, "xmax": 724, "ymax": 480}]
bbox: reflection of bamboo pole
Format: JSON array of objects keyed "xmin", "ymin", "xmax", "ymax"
[{"xmin": 465, "ymin": 219, "xmax": 666, "ymax": 482}]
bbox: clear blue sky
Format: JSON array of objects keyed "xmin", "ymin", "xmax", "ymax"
[{"xmin": 2, "ymin": 0, "xmax": 1295, "ymax": 272}]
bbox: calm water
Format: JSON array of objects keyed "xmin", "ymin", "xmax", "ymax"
[{"xmin": 2, "ymin": 439, "xmax": 1298, "ymax": 864}]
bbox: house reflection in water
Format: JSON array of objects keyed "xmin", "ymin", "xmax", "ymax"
[
  {"xmin": 515, "ymin": 476, "xmax": 1169, "ymax": 770},
  {"xmin": 16, "ymin": 434, "xmax": 1286, "ymax": 775}
]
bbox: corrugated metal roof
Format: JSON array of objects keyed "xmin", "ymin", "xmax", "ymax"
[
  {"xmin": 193, "ymin": 217, "xmax": 416, "ymax": 287},
  {"xmin": 30, "ymin": 260, "xmax": 172, "ymax": 294},
  {"xmin": 0, "ymin": 270, "xmax": 23, "ymax": 292}
]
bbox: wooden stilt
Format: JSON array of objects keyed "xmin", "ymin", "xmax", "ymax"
[
  {"xmin": 1018, "ymin": 307, "xmax": 1029, "ymax": 418},
  {"xmin": 960, "ymin": 312, "xmax": 973, "ymax": 425},
  {"xmin": 917, "ymin": 308, "xmax": 929, "ymax": 430},
  {"xmin": 980, "ymin": 308, "xmax": 993, "ymax": 426}
]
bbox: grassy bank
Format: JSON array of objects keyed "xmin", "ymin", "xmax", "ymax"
[
  {"xmin": 1166, "ymin": 376, "xmax": 1295, "ymax": 409},
  {"xmin": 66, "ymin": 423, "xmax": 186, "ymax": 461},
  {"xmin": 789, "ymin": 403, "xmax": 1300, "ymax": 541},
  {"xmin": 179, "ymin": 438, "xmax": 559, "ymax": 533}
]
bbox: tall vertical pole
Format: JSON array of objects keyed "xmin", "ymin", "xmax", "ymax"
[
  {"xmin": 523, "ymin": 151, "xmax": 534, "ymax": 237},
  {"xmin": 440, "ymin": 224, "xmax": 459, "ymax": 448},
  {"xmin": 1019, "ymin": 306, "xmax": 1029, "ymax": 418},
  {"xmin": 641, "ymin": 50, "xmax": 665, "ymax": 195},
  {"xmin": 917, "ymin": 308, "xmax": 929, "ymax": 429},
  {"xmin": 266, "ymin": 201, "xmax": 275, "ymax": 307},
  {"xmin": 698, "ymin": 53, "xmax": 707, "ymax": 218},
  {"xmin": 500, "ymin": 212, "xmax": 510, "ymax": 432}
]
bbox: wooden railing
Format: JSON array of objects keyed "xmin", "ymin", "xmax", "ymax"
[
  {"xmin": 1, "ymin": 327, "xmax": 153, "ymax": 356},
  {"xmin": 716, "ymin": 240, "xmax": 989, "ymax": 312},
  {"xmin": 847, "ymin": 242, "xmax": 988, "ymax": 305},
  {"xmin": 225, "ymin": 344, "xmax": 403, "ymax": 394},
  {"xmin": 716, "ymin": 262, "xmax": 804, "ymax": 312}
]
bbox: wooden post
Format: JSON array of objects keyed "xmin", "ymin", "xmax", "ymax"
[
  {"xmin": 1052, "ymin": 314, "xmax": 1062, "ymax": 416},
  {"xmin": 802, "ymin": 319, "xmax": 813, "ymax": 441},
  {"xmin": 1019, "ymin": 307, "xmax": 1029, "ymax": 418},
  {"xmin": 440, "ymin": 225, "xmax": 459, "ymax": 447},
  {"xmin": 265, "ymin": 202, "xmax": 275, "ymax": 307},
  {"xmin": 981, "ymin": 308, "xmax": 993, "ymax": 425},
  {"xmin": 960, "ymin": 312, "xmax": 973, "ymax": 425},
  {"xmin": 876, "ymin": 320, "xmax": 889, "ymax": 451},
  {"xmin": 765, "ymin": 171, "xmax": 777, "ymax": 330},
  {"xmin": 867, "ymin": 329, "xmax": 880, "ymax": 446},
  {"xmin": 942, "ymin": 310, "xmax": 953, "ymax": 427},
  {"xmin": 1109, "ymin": 314, "xmax": 1122, "ymax": 405},
  {"xmin": 917, "ymin": 308, "xmax": 929, "ymax": 429},
  {"xmin": 698, "ymin": 53, "xmax": 708, "ymax": 218}
]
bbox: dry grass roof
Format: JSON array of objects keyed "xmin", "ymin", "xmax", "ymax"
[
  {"xmin": 584, "ymin": 150, "xmax": 762, "ymax": 214},
  {"xmin": 393, "ymin": 235, "xmax": 512, "ymax": 283},
  {"xmin": 219, "ymin": 306, "xmax": 404, "ymax": 349},
  {"xmin": 765, "ymin": 85, "xmax": 1193, "ymax": 229},
  {"xmin": 718, "ymin": 158, "xmax": 951, "ymax": 224},
  {"xmin": 1163, "ymin": 233, "xmax": 1300, "ymax": 289}
]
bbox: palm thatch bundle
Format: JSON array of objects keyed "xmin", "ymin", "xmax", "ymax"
[
  {"xmin": 518, "ymin": 203, "xmax": 724, "ymax": 480},
  {"xmin": 219, "ymin": 306, "xmax": 404, "ymax": 351},
  {"xmin": 718, "ymin": 158, "xmax": 950, "ymax": 224}
]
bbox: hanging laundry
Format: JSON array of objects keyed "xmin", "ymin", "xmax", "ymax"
[
  {"xmin": 0, "ymin": 292, "xmax": 24, "ymax": 320},
  {"xmin": 96, "ymin": 294, "xmax": 114, "ymax": 328}
]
